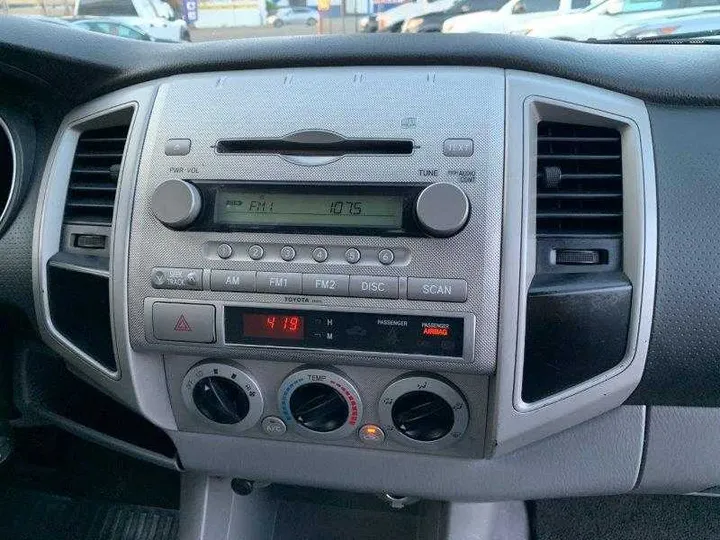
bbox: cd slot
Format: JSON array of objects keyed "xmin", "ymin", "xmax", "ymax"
[{"xmin": 216, "ymin": 136, "xmax": 414, "ymax": 157}]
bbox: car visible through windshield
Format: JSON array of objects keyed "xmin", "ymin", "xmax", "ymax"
[{"xmin": 4, "ymin": 0, "xmax": 718, "ymax": 41}]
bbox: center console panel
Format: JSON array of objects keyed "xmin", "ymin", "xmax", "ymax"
[
  {"xmin": 126, "ymin": 67, "xmax": 506, "ymax": 457},
  {"xmin": 34, "ymin": 65, "xmax": 657, "ymax": 499}
]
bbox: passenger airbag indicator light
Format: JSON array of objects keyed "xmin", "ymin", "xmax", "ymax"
[{"xmin": 421, "ymin": 323, "xmax": 450, "ymax": 337}]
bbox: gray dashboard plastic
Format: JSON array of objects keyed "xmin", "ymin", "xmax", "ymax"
[
  {"xmin": 628, "ymin": 106, "xmax": 720, "ymax": 407},
  {"xmin": 170, "ymin": 405, "xmax": 645, "ymax": 501},
  {"xmin": 636, "ymin": 406, "xmax": 720, "ymax": 494}
]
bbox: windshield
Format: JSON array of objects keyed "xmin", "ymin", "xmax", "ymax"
[{"xmin": 8, "ymin": 0, "xmax": 720, "ymax": 42}]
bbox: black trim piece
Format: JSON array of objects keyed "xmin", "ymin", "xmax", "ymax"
[{"xmin": 522, "ymin": 272, "xmax": 632, "ymax": 402}]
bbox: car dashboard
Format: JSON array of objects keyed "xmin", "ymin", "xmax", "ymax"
[{"xmin": 2, "ymin": 17, "xmax": 720, "ymax": 519}]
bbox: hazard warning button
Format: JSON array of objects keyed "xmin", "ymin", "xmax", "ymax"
[{"xmin": 152, "ymin": 302, "xmax": 215, "ymax": 343}]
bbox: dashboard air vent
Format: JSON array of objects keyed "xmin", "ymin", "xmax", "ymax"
[
  {"xmin": 64, "ymin": 124, "xmax": 130, "ymax": 226},
  {"xmin": 536, "ymin": 122, "xmax": 622, "ymax": 237}
]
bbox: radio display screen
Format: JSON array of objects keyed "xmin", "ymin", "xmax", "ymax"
[{"xmin": 214, "ymin": 189, "xmax": 404, "ymax": 229}]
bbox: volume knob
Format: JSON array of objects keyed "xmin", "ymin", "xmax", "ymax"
[
  {"xmin": 151, "ymin": 179, "xmax": 202, "ymax": 229},
  {"xmin": 415, "ymin": 183, "xmax": 470, "ymax": 238}
]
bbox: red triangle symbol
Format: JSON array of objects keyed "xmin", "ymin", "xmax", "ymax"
[{"xmin": 174, "ymin": 314, "xmax": 192, "ymax": 332}]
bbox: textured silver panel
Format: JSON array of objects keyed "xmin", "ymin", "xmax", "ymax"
[
  {"xmin": 126, "ymin": 67, "xmax": 505, "ymax": 375},
  {"xmin": 164, "ymin": 355, "xmax": 489, "ymax": 458}
]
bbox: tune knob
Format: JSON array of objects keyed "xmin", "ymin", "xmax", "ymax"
[
  {"xmin": 151, "ymin": 179, "xmax": 202, "ymax": 229},
  {"xmin": 414, "ymin": 183, "xmax": 470, "ymax": 237},
  {"xmin": 181, "ymin": 362, "xmax": 264, "ymax": 431}
]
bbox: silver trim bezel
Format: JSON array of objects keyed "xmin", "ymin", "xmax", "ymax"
[
  {"xmin": 489, "ymin": 72, "xmax": 658, "ymax": 456},
  {"xmin": 34, "ymin": 102, "xmax": 138, "ymax": 380}
]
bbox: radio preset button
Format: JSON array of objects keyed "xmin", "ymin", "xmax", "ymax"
[
  {"xmin": 344, "ymin": 248, "xmax": 361, "ymax": 264},
  {"xmin": 407, "ymin": 278, "xmax": 468, "ymax": 302},
  {"xmin": 280, "ymin": 246, "xmax": 297, "ymax": 261},
  {"xmin": 210, "ymin": 270, "xmax": 255, "ymax": 292},
  {"xmin": 152, "ymin": 302, "xmax": 215, "ymax": 343},
  {"xmin": 312, "ymin": 247, "xmax": 329, "ymax": 263},
  {"xmin": 302, "ymin": 274, "xmax": 349, "ymax": 296},
  {"xmin": 217, "ymin": 243, "xmax": 233, "ymax": 259},
  {"xmin": 151, "ymin": 268, "xmax": 203, "ymax": 290},
  {"xmin": 248, "ymin": 244, "xmax": 265, "ymax": 260},
  {"xmin": 378, "ymin": 249, "xmax": 395, "ymax": 265},
  {"xmin": 349, "ymin": 276, "xmax": 399, "ymax": 299},
  {"xmin": 256, "ymin": 272, "xmax": 302, "ymax": 294}
]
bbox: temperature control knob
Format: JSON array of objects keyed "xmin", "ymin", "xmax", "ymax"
[
  {"xmin": 415, "ymin": 183, "xmax": 470, "ymax": 237},
  {"xmin": 278, "ymin": 368, "xmax": 363, "ymax": 440},
  {"xmin": 151, "ymin": 179, "xmax": 202, "ymax": 229},
  {"xmin": 181, "ymin": 362, "xmax": 264, "ymax": 431}
]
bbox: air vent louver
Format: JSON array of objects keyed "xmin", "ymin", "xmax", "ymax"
[
  {"xmin": 64, "ymin": 124, "xmax": 130, "ymax": 226},
  {"xmin": 536, "ymin": 122, "xmax": 623, "ymax": 237}
]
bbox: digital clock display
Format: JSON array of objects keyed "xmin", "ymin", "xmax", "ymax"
[
  {"xmin": 242, "ymin": 313, "xmax": 305, "ymax": 340},
  {"xmin": 214, "ymin": 189, "xmax": 403, "ymax": 229}
]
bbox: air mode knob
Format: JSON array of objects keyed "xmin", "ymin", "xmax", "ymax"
[
  {"xmin": 151, "ymin": 179, "xmax": 202, "ymax": 229},
  {"xmin": 414, "ymin": 183, "xmax": 470, "ymax": 238},
  {"xmin": 181, "ymin": 362, "xmax": 264, "ymax": 431}
]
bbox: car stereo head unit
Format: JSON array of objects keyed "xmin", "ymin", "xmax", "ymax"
[{"xmin": 150, "ymin": 180, "xmax": 471, "ymax": 238}]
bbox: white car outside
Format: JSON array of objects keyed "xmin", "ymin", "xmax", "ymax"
[
  {"xmin": 442, "ymin": 0, "xmax": 597, "ymax": 33},
  {"xmin": 74, "ymin": 0, "xmax": 190, "ymax": 42},
  {"xmin": 376, "ymin": 0, "xmax": 457, "ymax": 31},
  {"xmin": 523, "ymin": 0, "xmax": 720, "ymax": 39}
]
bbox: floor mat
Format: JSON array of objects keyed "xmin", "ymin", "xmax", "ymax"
[
  {"xmin": 533, "ymin": 495, "xmax": 720, "ymax": 540},
  {"xmin": 0, "ymin": 488, "xmax": 178, "ymax": 540}
]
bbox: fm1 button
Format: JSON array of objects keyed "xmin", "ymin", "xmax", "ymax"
[
  {"xmin": 349, "ymin": 276, "xmax": 399, "ymax": 299},
  {"xmin": 407, "ymin": 278, "xmax": 468, "ymax": 302}
]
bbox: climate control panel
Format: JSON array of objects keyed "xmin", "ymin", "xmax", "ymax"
[{"xmin": 166, "ymin": 358, "xmax": 485, "ymax": 457}]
